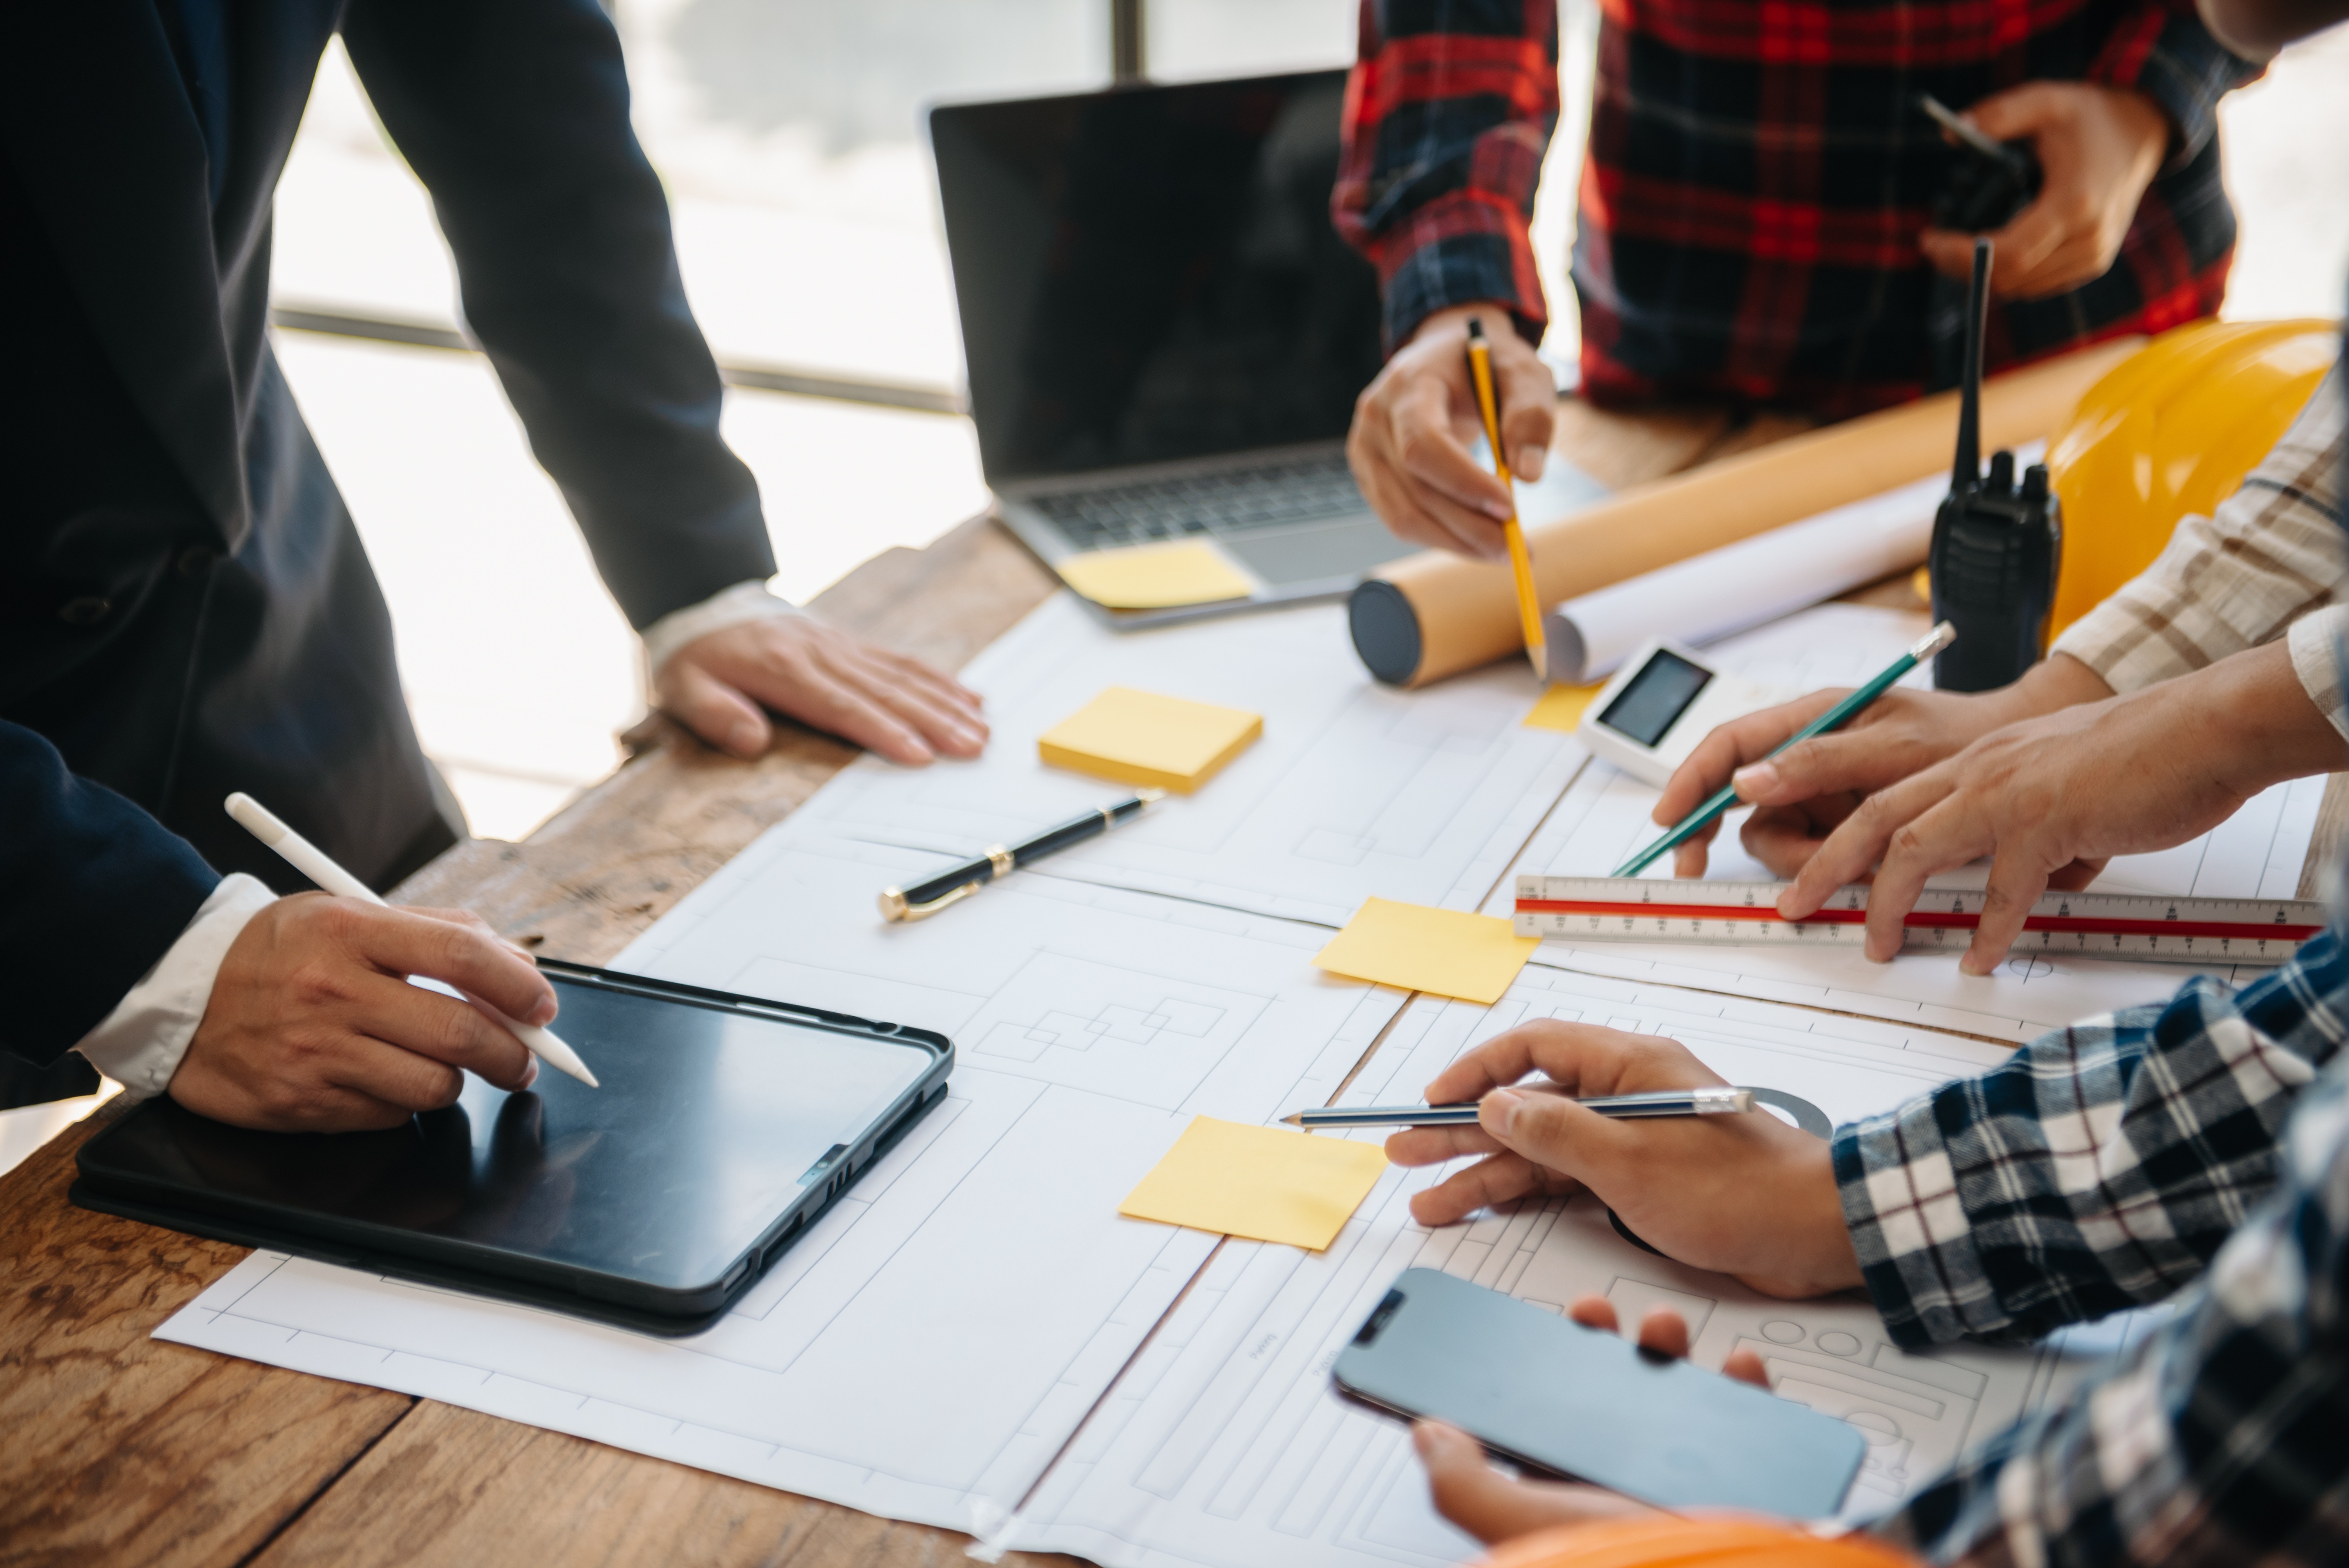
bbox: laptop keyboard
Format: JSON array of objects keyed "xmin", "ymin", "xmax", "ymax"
[{"xmin": 1027, "ymin": 453, "xmax": 1367, "ymax": 548}]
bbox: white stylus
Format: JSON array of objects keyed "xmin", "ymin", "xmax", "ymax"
[{"xmin": 224, "ymin": 792, "xmax": 600, "ymax": 1089}]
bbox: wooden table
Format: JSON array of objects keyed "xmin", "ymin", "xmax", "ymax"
[{"xmin": 0, "ymin": 401, "xmax": 2327, "ymax": 1566}]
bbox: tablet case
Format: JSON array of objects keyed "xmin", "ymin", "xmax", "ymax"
[{"xmin": 72, "ymin": 961, "xmax": 953, "ymax": 1336}]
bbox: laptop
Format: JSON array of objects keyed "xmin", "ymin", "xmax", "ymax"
[{"xmin": 929, "ymin": 71, "xmax": 1415, "ymax": 627}]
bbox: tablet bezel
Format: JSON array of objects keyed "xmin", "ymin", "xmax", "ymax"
[{"xmin": 70, "ymin": 960, "xmax": 954, "ymax": 1336}]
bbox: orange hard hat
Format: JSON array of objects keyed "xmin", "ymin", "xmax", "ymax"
[
  {"xmin": 2044, "ymin": 317, "xmax": 2339, "ymax": 642},
  {"xmin": 1478, "ymin": 1518, "xmax": 1917, "ymax": 1568}
]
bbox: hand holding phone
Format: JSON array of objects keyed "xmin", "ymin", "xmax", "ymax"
[
  {"xmin": 1408, "ymin": 1294, "xmax": 1779, "ymax": 1543},
  {"xmin": 1336, "ymin": 1269, "xmax": 1867, "ymax": 1516}
]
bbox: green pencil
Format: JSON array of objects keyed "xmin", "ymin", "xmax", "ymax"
[{"xmin": 1611, "ymin": 622, "xmax": 1957, "ymax": 878}]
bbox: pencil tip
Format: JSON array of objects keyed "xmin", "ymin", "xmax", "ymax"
[{"xmin": 1279, "ymin": 1114, "xmax": 1302, "ymax": 1126}]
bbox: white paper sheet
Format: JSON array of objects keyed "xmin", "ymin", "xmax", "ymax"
[
  {"xmin": 1543, "ymin": 470, "xmax": 1949, "ymax": 684},
  {"xmin": 158, "ymin": 847, "xmax": 1410, "ymax": 1533},
  {"xmin": 1493, "ymin": 604, "xmax": 2327, "ymax": 1040},
  {"xmin": 757, "ymin": 593, "xmax": 1584, "ymax": 929},
  {"xmin": 149, "ymin": 592, "xmax": 2230, "ymax": 1559},
  {"xmin": 1009, "ymin": 966, "xmax": 2160, "ymax": 1568}
]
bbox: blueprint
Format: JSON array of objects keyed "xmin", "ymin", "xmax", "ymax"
[
  {"xmin": 1500, "ymin": 747, "xmax": 2326, "ymax": 1041},
  {"xmin": 152, "ymin": 594, "xmax": 2207, "ymax": 1561},
  {"xmin": 761, "ymin": 593, "xmax": 1585, "ymax": 928},
  {"xmin": 1008, "ymin": 966, "xmax": 2164, "ymax": 1568},
  {"xmin": 158, "ymin": 844, "xmax": 1408, "ymax": 1532}
]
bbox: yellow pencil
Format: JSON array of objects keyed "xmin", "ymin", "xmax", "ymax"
[{"xmin": 1463, "ymin": 318, "xmax": 1548, "ymax": 682}]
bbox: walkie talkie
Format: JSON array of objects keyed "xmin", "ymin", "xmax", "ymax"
[
  {"xmin": 1919, "ymin": 95, "xmax": 2041, "ymax": 234},
  {"xmin": 1928, "ymin": 238, "xmax": 2060, "ymax": 692}
]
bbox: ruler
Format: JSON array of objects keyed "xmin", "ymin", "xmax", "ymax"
[{"xmin": 1513, "ymin": 875, "xmax": 2324, "ymax": 966}]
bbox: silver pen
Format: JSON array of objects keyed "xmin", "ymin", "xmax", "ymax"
[{"xmin": 1281, "ymin": 1088, "xmax": 1756, "ymax": 1129}]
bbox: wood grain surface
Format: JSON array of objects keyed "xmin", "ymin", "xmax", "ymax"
[
  {"xmin": 388, "ymin": 510, "xmax": 1060, "ymax": 968},
  {"xmin": 0, "ymin": 1119, "xmax": 413, "ymax": 1568},
  {"xmin": 4, "ymin": 396, "xmax": 2330, "ymax": 1567},
  {"xmin": 0, "ymin": 509, "xmax": 1072, "ymax": 1568}
]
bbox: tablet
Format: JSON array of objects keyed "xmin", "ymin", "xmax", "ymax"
[{"xmin": 72, "ymin": 961, "xmax": 952, "ymax": 1335}]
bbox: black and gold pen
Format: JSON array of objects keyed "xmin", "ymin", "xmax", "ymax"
[{"xmin": 879, "ymin": 789, "xmax": 1167, "ymax": 921}]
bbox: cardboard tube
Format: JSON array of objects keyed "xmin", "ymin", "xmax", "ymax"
[{"xmin": 1349, "ymin": 339, "xmax": 2144, "ymax": 688}]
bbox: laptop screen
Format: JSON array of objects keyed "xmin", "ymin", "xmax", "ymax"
[{"xmin": 930, "ymin": 71, "xmax": 1385, "ymax": 485}]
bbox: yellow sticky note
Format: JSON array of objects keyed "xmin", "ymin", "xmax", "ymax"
[
  {"xmin": 1313, "ymin": 897, "xmax": 1538, "ymax": 1005},
  {"xmin": 1119, "ymin": 1116, "xmax": 1388, "ymax": 1251},
  {"xmin": 1057, "ymin": 540, "xmax": 1257, "ymax": 610},
  {"xmin": 1038, "ymin": 686, "xmax": 1262, "ymax": 794},
  {"xmin": 1523, "ymin": 680, "xmax": 1609, "ymax": 734}
]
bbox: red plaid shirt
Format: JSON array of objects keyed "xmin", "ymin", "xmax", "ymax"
[{"xmin": 1333, "ymin": 0, "xmax": 2258, "ymax": 418}]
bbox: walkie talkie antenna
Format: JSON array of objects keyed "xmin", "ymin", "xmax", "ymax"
[{"xmin": 1952, "ymin": 237, "xmax": 1990, "ymax": 494}]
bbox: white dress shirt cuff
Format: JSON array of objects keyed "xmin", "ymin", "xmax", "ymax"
[
  {"xmin": 638, "ymin": 579, "xmax": 806, "ymax": 681},
  {"xmin": 75, "ymin": 873, "xmax": 279, "ymax": 1099}
]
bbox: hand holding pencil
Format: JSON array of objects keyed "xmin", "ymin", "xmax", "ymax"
[
  {"xmin": 1383, "ymin": 1016, "xmax": 1865, "ymax": 1299},
  {"xmin": 1342, "ymin": 304, "xmax": 1556, "ymax": 559},
  {"xmin": 1463, "ymin": 317, "xmax": 1549, "ymax": 682}
]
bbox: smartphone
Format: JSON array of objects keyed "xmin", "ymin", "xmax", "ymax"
[
  {"xmin": 1576, "ymin": 639, "xmax": 1787, "ymax": 788},
  {"xmin": 1333, "ymin": 1269, "xmax": 1866, "ymax": 1516}
]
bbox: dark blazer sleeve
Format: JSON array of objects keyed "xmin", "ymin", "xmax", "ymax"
[
  {"xmin": 339, "ymin": 0, "xmax": 778, "ymax": 629},
  {"xmin": 1, "ymin": 720, "xmax": 219, "ymax": 1067}
]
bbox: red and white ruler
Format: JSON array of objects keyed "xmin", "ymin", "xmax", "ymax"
[{"xmin": 1513, "ymin": 875, "xmax": 2325, "ymax": 966}]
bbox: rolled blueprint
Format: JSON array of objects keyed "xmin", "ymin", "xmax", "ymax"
[
  {"xmin": 1542, "ymin": 442, "xmax": 2042, "ymax": 685},
  {"xmin": 1349, "ymin": 339, "xmax": 2141, "ymax": 688}
]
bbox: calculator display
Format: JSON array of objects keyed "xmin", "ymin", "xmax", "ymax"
[{"xmin": 1595, "ymin": 650, "xmax": 1713, "ymax": 747}]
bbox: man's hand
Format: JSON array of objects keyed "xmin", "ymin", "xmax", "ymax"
[
  {"xmin": 658, "ymin": 616, "xmax": 987, "ymax": 766},
  {"xmin": 1778, "ymin": 642, "xmax": 2340, "ymax": 972},
  {"xmin": 1653, "ymin": 654, "xmax": 2114, "ymax": 878},
  {"xmin": 1385, "ymin": 1021, "xmax": 1862, "ymax": 1299},
  {"xmin": 170, "ymin": 896, "xmax": 554, "ymax": 1132},
  {"xmin": 1346, "ymin": 304, "xmax": 1555, "ymax": 560},
  {"xmin": 1919, "ymin": 82, "xmax": 2172, "ymax": 299},
  {"xmin": 1413, "ymin": 1299, "xmax": 1771, "ymax": 1543}
]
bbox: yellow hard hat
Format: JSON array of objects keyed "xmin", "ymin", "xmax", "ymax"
[
  {"xmin": 1480, "ymin": 1518, "xmax": 1917, "ymax": 1568},
  {"xmin": 2045, "ymin": 317, "xmax": 2339, "ymax": 642}
]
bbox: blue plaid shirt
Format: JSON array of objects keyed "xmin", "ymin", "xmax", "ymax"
[{"xmin": 1834, "ymin": 927, "xmax": 2349, "ymax": 1563}]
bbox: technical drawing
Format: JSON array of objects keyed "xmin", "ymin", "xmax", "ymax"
[
  {"xmin": 960, "ymin": 951, "xmax": 1262, "ymax": 1108},
  {"xmin": 754, "ymin": 594, "xmax": 1584, "ymax": 928},
  {"xmin": 1013, "ymin": 972, "xmax": 2087, "ymax": 1568},
  {"xmin": 1737, "ymin": 1320, "xmax": 1991, "ymax": 1503},
  {"xmin": 154, "ymin": 828, "xmax": 1416, "ymax": 1541},
  {"xmin": 146, "ymin": 596, "xmax": 2213, "ymax": 1568}
]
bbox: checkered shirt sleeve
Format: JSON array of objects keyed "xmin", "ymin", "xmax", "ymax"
[
  {"xmin": 1865, "ymin": 1048, "xmax": 2349, "ymax": 1566},
  {"xmin": 1331, "ymin": 1, "xmax": 1558, "ymax": 355},
  {"xmin": 2050, "ymin": 370, "xmax": 2348, "ymax": 735},
  {"xmin": 2085, "ymin": 0, "xmax": 2262, "ymax": 163},
  {"xmin": 1835, "ymin": 925, "xmax": 2349, "ymax": 1349}
]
